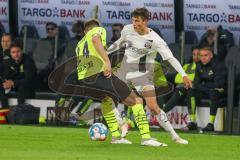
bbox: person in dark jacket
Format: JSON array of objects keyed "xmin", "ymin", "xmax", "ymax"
[
  {"xmin": 163, "ymin": 46, "xmax": 200, "ymax": 113},
  {"xmin": 199, "ymin": 27, "xmax": 228, "ymax": 61},
  {"xmin": 0, "ymin": 33, "xmax": 12, "ymax": 78},
  {"xmin": 71, "ymin": 20, "xmax": 85, "ymax": 41},
  {"xmin": 0, "ymin": 43, "xmax": 37, "ymax": 108},
  {"xmin": 186, "ymin": 47, "xmax": 227, "ymax": 131}
]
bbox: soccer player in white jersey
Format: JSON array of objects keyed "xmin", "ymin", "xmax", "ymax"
[{"xmin": 108, "ymin": 8, "xmax": 192, "ymax": 144}]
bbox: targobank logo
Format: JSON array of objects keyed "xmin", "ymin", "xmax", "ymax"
[
  {"xmin": 187, "ymin": 12, "xmax": 240, "ymax": 23},
  {"xmin": 21, "ymin": 7, "xmax": 85, "ymax": 18}
]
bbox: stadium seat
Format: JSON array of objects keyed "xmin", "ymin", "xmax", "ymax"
[
  {"xmin": 175, "ymin": 31, "xmax": 198, "ymax": 45},
  {"xmin": 32, "ymin": 39, "xmax": 54, "ymax": 72},
  {"xmin": 169, "ymin": 43, "xmax": 180, "ymax": 61},
  {"xmin": 150, "ymin": 27, "xmax": 163, "ymax": 38},
  {"xmin": 58, "ymin": 25, "xmax": 71, "ymax": 42},
  {"xmin": 183, "ymin": 44, "xmax": 194, "ymax": 63},
  {"xmin": 225, "ymin": 46, "xmax": 240, "ymax": 133},
  {"xmin": 19, "ymin": 25, "xmax": 39, "ymax": 39},
  {"xmin": 15, "ymin": 25, "xmax": 40, "ymax": 55},
  {"xmin": 184, "ymin": 30, "xmax": 198, "ymax": 44},
  {"xmin": 239, "ymin": 36, "xmax": 240, "ymax": 46},
  {"xmin": 55, "ymin": 39, "xmax": 78, "ymax": 66},
  {"xmin": 225, "ymin": 46, "xmax": 240, "ymax": 73},
  {"xmin": 200, "ymin": 28, "xmax": 234, "ymax": 48},
  {"xmin": 224, "ymin": 29, "xmax": 234, "ymax": 48}
]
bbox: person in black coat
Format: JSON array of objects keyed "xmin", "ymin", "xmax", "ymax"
[
  {"xmin": 0, "ymin": 33, "xmax": 12, "ymax": 78},
  {"xmin": 186, "ymin": 46, "xmax": 227, "ymax": 131},
  {"xmin": 0, "ymin": 43, "xmax": 36, "ymax": 108}
]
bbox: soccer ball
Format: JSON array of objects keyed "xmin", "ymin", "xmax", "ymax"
[{"xmin": 89, "ymin": 123, "xmax": 108, "ymax": 141}]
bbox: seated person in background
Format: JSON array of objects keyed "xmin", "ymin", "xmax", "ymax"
[
  {"xmin": 187, "ymin": 47, "xmax": 227, "ymax": 131},
  {"xmin": 44, "ymin": 22, "xmax": 58, "ymax": 40},
  {"xmin": 199, "ymin": 29, "xmax": 215, "ymax": 49},
  {"xmin": 0, "ymin": 33, "xmax": 12, "ymax": 59},
  {"xmin": 163, "ymin": 46, "xmax": 200, "ymax": 113},
  {"xmin": 0, "ymin": 43, "xmax": 37, "ymax": 108},
  {"xmin": 0, "ymin": 33, "xmax": 12, "ymax": 78},
  {"xmin": 110, "ymin": 23, "xmax": 124, "ymax": 43},
  {"xmin": 200, "ymin": 26, "xmax": 228, "ymax": 61},
  {"xmin": 71, "ymin": 20, "xmax": 85, "ymax": 41},
  {"xmin": 43, "ymin": 21, "xmax": 65, "ymax": 53},
  {"xmin": 38, "ymin": 22, "xmax": 65, "ymax": 89},
  {"xmin": 108, "ymin": 23, "xmax": 125, "ymax": 69}
]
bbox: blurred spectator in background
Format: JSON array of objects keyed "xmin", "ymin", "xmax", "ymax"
[
  {"xmin": 163, "ymin": 46, "xmax": 200, "ymax": 113},
  {"xmin": 71, "ymin": 20, "xmax": 85, "ymax": 41},
  {"xmin": 0, "ymin": 33, "xmax": 12, "ymax": 60},
  {"xmin": 45, "ymin": 22, "xmax": 58, "ymax": 40},
  {"xmin": 0, "ymin": 33, "xmax": 12, "ymax": 79},
  {"xmin": 111, "ymin": 23, "xmax": 124, "ymax": 43},
  {"xmin": 200, "ymin": 26, "xmax": 228, "ymax": 61},
  {"xmin": 44, "ymin": 21, "xmax": 65, "ymax": 53},
  {"xmin": 186, "ymin": 47, "xmax": 226, "ymax": 131},
  {"xmin": 108, "ymin": 23, "xmax": 125, "ymax": 68},
  {"xmin": 37, "ymin": 22, "xmax": 66, "ymax": 89},
  {"xmin": 0, "ymin": 43, "xmax": 36, "ymax": 108},
  {"xmin": 200, "ymin": 29, "xmax": 215, "ymax": 49}
]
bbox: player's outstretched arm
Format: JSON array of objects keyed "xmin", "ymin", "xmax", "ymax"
[
  {"xmin": 155, "ymin": 42, "xmax": 192, "ymax": 88},
  {"xmin": 92, "ymin": 35, "xmax": 112, "ymax": 78},
  {"xmin": 167, "ymin": 57, "xmax": 192, "ymax": 89}
]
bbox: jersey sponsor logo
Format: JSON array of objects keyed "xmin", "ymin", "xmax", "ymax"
[
  {"xmin": 77, "ymin": 60, "xmax": 94, "ymax": 72},
  {"xmin": 10, "ymin": 66, "xmax": 15, "ymax": 71},
  {"xmin": 208, "ymin": 70, "xmax": 214, "ymax": 75},
  {"xmin": 77, "ymin": 55, "xmax": 104, "ymax": 79},
  {"xmin": 144, "ymin": 40, "xmax": 153, "ymax": 49},
  {"xmin": 20, "ymin": 65, "xmax": 24, "ymax": 73},
  {"xmin": 130, "ymin": 47, "xmax": 148, "ymax": 55}
]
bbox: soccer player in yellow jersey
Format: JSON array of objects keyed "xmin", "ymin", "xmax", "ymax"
[{"xmin": 74, "ymin": 19, "xmax": 167, "ymax": 147}]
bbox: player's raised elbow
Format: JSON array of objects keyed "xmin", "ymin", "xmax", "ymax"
[{"xmin": 92, "ymin": 35, "xmax": 101, "ymax": 45}]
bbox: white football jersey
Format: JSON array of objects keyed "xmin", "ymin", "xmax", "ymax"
[{"xmin": 111, "ymin": 24, "xmax": 174, "ymax": 82}]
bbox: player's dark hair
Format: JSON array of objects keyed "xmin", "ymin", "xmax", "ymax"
[
  {"xmin": 132, "ymin": 8, "xmax": 149, "ymax": 20},
  {"xmin": 10, "ymin": 42, "xmax": 23, "ymax": 51},
  {"xmin": 207, "ymin": 30, "xmax": 215, "ymax": 37},
  {"xmin": 192, "ymin": 45, "xmax": 200, "ymax": 52},
  {"xmin": 112, "ymin": 23, "xmax": 124, "ymax": 29},
  {"xmin": 46, "ymin": 22, "xmax": 57, "ymax": 29},
  {"xmin": 1, "ymin": 33, "xmax": 12, "ymax": 40}
]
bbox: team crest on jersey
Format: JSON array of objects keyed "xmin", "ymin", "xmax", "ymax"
[{"xmin": 144, "ymin": 40, "xmax": 153, "ymax": 49}]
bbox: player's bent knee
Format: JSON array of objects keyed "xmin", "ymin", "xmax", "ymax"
[{"xmin": 122, "ymin": 91, "xmax": 143, "ymax": 106}]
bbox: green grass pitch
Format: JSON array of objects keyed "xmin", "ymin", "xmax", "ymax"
[{"xmin": 0, "ymin": 125, "xmax": 239, "ymax": 160}]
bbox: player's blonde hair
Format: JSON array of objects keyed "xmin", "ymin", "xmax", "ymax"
[{"xmin": 84, "ymin": 18, "xmax": 100, "ymax": 32}]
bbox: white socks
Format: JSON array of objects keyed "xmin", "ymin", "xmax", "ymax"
[{"xmin": 156, "ymin": 109, "xmax": 179, "ymax": 140}]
